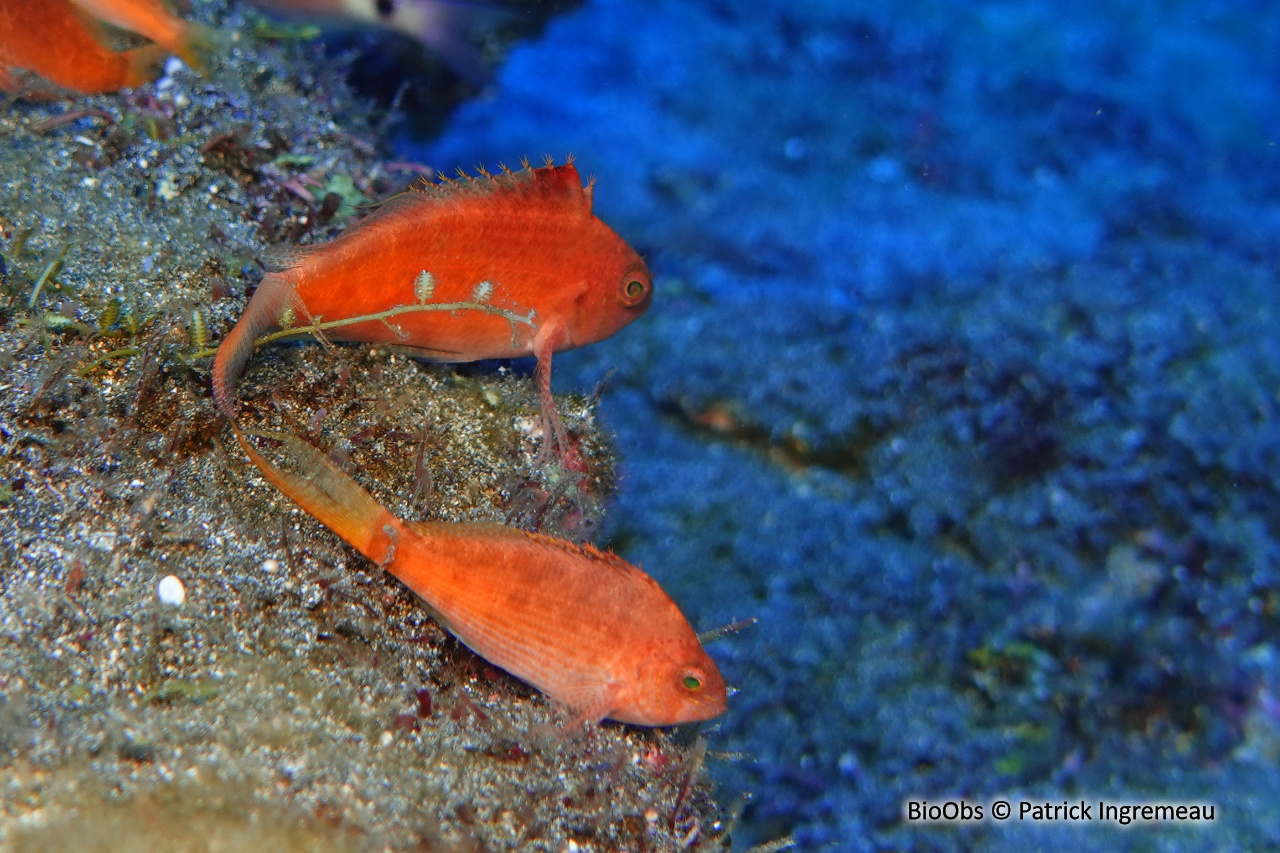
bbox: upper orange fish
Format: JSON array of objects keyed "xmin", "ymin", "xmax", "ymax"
[
  {"xmin": 0, "ymin": 0, "xmax": 167, "ymax": 93},
  {"xmin": 212, "ymin": 159, "xmax": 653, "ymax": 462},
  {"xmin": 237, "ymin": 427, "xmax": 726, "ymax": 726}
]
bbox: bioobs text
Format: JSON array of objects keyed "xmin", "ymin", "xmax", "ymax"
[{"xmin": 905, "ymin": 801, "xmax": 984, "ymax": 822}]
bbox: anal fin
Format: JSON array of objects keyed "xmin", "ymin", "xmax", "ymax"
[{"xmin": 385, "ymin": 343, "xmax": 465, "ymax": 362}]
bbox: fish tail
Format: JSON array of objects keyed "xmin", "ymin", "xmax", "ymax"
[
  {"xmin": 212, "ymin": 272, "xmax": 303, "ymax": 417},
  {"xmin": 235, "ymin": 428, "xmax": 400, "ymax": 564},
  {"xmin": 120, "ymin": 44, "xmax": 167, "ymax": 88},
  {"xmin": 172, "ymin": 22, "xmax": 217, "ymax": 74}
]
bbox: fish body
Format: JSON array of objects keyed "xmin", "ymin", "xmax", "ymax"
[
  {"xmin": 213, "ymin": 160, "xmax": 652, "ymax": 461},
  {"xmin": 0, "ymin": 0, "xmax": 166, "ymax": 93},
  {"xmin": 237, "ymin": 428, "xmax": 726, "ymax": 726}
]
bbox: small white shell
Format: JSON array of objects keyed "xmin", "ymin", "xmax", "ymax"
[
  {"xmin": 472, "ymin": 280, "xmax": 493, "ymax": 303},
  {"xmin": 157, "ymin": 575, "xmax": 185, "ymax": 607},
  {"xmin": 414, "ymin": 270, "xmax": 435, "ymax": 303}
]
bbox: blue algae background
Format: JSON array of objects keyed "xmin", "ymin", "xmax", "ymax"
[{"xmin": 404, "ymin": 1, "xmax": 1280, "ymax": 849}]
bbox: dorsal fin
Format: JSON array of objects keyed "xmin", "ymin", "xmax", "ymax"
[
  {"xmin": 403, "ymin": 519, "xmax": 658, "ymax": 586},
  {"xmin": 260, "ymin": 160, "xmax": 591, "ymax": 274},
  {"xmin": 406, "ymin": 159, "xmax": 588, "ymax": 211}
]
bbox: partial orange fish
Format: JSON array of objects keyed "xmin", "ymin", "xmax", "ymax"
[
  {"xmin": 0, "ymin": 0, "xmax": 166, "ymax": 93},
  {"xmin": 213, "ymin": 159, "xmax": 653, "ymax": 463},
  {"xmin": 66, "ymin": 0, "xmax": 212, "ymax": 70},
  {"xmin": 237, "ymin": 427, "xmax": 726, "ymax": 726}
]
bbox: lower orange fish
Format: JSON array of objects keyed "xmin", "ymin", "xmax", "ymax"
[
  {"xmin": 236, "ymin": 427, "xmax": 727, "ymax": 726},
  {"xmin": 0, "ymin": 0, "xmax": 166, "ymax": 93}
]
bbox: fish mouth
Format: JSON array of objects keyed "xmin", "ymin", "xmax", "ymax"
[{"xmin": 686, "ymin": 695, "xmax": 728, "ymax": 723}]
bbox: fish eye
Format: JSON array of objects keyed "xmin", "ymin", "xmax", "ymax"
[
  {"xmin": 681, "ymin": 674, "xmax": 703, "ymax": 691},
  {"xmin": 619, "ymin": 274, "xmax": 650, "ymax": 307}
]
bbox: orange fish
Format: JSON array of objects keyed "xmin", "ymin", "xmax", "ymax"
[
  {"xmin": 236, "ymin": 427, "xmax": 727, "ymax": 726},
  {"xmin": 66, "ymin": 0, "xmax": 212, "ymax": 70},
  {"xmin": 212, "ymin": 159, "xmax": 653, "ymax": 463},
  {"xmin": 0, "ymin": 0, "xmax": 167, "ymax": 93}
]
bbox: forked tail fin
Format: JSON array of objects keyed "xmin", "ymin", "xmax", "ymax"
[
  {"xmin": 212, "ymin": 272, "xmax": 303, "ymax": 416},
  {"xmin": 234, "ymin": 428, "xmax": 399, "ymax": 564}
]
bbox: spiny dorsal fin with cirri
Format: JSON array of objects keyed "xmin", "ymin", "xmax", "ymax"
[{"xmin": 266, "ymin": 159, "xmax": 591, "ymax": 270}]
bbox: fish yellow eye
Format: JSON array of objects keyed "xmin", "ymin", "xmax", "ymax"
[
  {"xmin": 682, "ymin": 675, "xmax": 702, "ymax": 691},
  {"xmin": 619, "ymin": 274, "xmax": 650, "ymax": 307}
]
